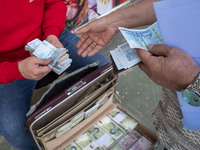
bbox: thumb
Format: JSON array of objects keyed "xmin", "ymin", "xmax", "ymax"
[
  {"xmin": 135, "ymin": 48, "xmax": 152, "ymax": 65},
  {"xmin": 148, "ymin": 44, "xmax": 169, "ymax": 57}
]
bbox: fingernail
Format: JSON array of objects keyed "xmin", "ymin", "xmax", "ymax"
[{"xmin": 148, "ymin": 44, "xmax": 154, "ymax": 50}]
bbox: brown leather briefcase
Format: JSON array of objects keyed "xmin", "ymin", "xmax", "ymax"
[{"xmin": 26, "ymin": 62, "xmax": 158, "ymax": 150}]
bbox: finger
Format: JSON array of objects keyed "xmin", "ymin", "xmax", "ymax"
[
  {"xmin": 77, "ymin": 37, "xmax": 94, "ymax": 56},
  {"xmin": 81, "ymin": 45, "xmax": 102, "ymax": 57},
  {"xmin": 77, "ymin": 34, "xmax": 88, "ymax": 48},
  {"xmin": 36, "ymin": 58, "xmax": 52, "ymax": 66},
  {"xmin": 135, "ymin": 48, "xmax": 152, "ymax": 65},
  {"xmin": 80, "ymin": 42, "xmax": 96, "ymax": 57},
  {"xmin": 54, "ymin": 41, "xmax": 64, "ymax": 48},
  {"xmin": 88, "ymin": 45, "xmax": 102, "ymax": 56},
  {"xmin": 148, "ymin": 44, "xmax": 170, "ymax": 56}
]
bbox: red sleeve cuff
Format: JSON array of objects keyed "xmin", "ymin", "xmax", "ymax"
[
  {"xmin": 43, "ymin": 26, "xmax": 62, "ymax": 40},
  {"xmin": 0, "ymin": 61, "xmax": 25, "ymax": 84}
]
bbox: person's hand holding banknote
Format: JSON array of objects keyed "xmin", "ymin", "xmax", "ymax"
[{"xmin": 118, "ymin": 22, "xmax": 200, "ymax": 91}]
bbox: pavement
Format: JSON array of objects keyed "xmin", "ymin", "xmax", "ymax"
[{"xmin": 0, "ymin": 0, "xmax": 166, "ymax": 149}]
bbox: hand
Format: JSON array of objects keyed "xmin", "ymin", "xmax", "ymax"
[
  {"xmin": 18, "ymin": 56, "xmax": 52, "ymax": 80},
  {"xmin": 45, "ymin": 35, "xmax": 64, "ymax": 48},
  {"xmin": 136, "ymin": 44, "xmax": 200, "ymax": 91},
  {"xmin": 73, "ymin": 17, "xmax": 118, "ymax": 57}
]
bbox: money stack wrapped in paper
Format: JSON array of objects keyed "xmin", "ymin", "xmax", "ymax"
[
  {"xmin": 87, "ymin": 124, "xmax": 115, "ymax": 149},
  {"xmin": 108, "ymin": 108, "xmax": 138, "ymax": 131},
  {"xmin": 108, "ymin": 131, "xmax": 140, "ymax": 150},
  {"xmin": 75, "ymin": 133, "xmax": 102, "ymax": 150},
  {"xmin": 64, "ymin": 142, "xmax": 81, "ymax": 150},
  {"xmin": 97, "ymin": 116, "xmax": 125, "ymax": 140},
  {"xmin": 25, "ymin": 38, "xmax": 72, "ymax": 75}
]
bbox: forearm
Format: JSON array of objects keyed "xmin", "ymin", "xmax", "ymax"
[{"xmin": 105, "ymin": 0, "xmax": 157, "ymax": 30}]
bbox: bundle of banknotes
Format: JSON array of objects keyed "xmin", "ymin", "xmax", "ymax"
[
  {"xmin": 63, "ymin": 108, "xmax": 153, "ymax": 150},
  {"xmin": 110, "ymin": 22, "xmax": 163, "ymax": 71},
  {"xmin": 25, "ymin": 38, "xmax": 72, "ymax": 75}
]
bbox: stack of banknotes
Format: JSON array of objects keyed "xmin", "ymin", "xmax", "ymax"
[
  {"xmin": 63, "ymin": 108, "xmax": 153, "ymax": 150},
  {"xmin": 110, "ymin": 22, "xmax": 163, "ymax": 71},
  {"xmin": 25, "ymin": 39, "xmax": 72, "ymax": 75}
]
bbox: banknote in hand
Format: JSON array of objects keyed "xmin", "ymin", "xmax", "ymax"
[{"xmin": 119, "ymin": 22, "xmax": 163, "ymax": 50}]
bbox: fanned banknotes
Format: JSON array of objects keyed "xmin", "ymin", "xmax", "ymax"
[
  {"xmin": 25, "ymin": 38, "xmax": 72, "ymax": 75},
  {"xmin": 110, "ymin": 22, "xmax": 163, "ymax": 71}
]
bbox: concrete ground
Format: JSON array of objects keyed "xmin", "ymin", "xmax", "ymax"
[{"xmin": 0, "ymin": 0, "xmax": 166, "ymax": 149}]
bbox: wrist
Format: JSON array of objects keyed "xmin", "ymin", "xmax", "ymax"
[
  {"xmin": 182, "ymin": 72, "xmax": 200, "ymax": 106},
  {"xmin": 185, "ymin": 71, "xmax": 200, "ymax": 92}
]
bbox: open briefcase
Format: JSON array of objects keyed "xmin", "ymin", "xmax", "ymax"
[{"xmin": 26, "ymin": 62, "xmax": 158, "ymax": 150}]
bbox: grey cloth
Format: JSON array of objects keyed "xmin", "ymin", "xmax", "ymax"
[{"xmin": 152, "ymin": 87, "xmax": 200, "ymax": 150}]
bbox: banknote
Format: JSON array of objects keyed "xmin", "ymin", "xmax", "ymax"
[
  {"xmin": 118, "ymin": 43, "xmax": 141, "ymax": 68},
  {"xmin": 33, "ymin": 41, "xmax": 66, "ymax": 68},
  {"xmin": 119, "ymin": 22, "xmax": 163, "ymax": 50},
  {"xmin": 97, "ymin": 116, "xmax": 125, "ymax": 140},
  {"xmin": 58, "ymin": 53, "xmax": 69, "ymax": 65},
  {"xmin": 56, "ymin": 121, "xmax": 73, "ymax": 138},
  {"xmin": 87, "ymin": 124, "xmax": 115, "ymax": 148},
  {"xmin": 52, "ymin": 58, "xmax": 72, "ymax": 75},
  {"xmin": 63, "ymin": 142, "xmax": 81, "ymax": 150},
  {"xmin": 128, "ymin": 136, "xmax": 153, "ymax": 150},
  {"xmin": 110, "ymin": 49, "xmax": 125, "ymax": 70},
  {"xmin": 110, "ymin": 43, "xmax": 141, "ymax": 70},
  {"xmin": 75, "ymin": 133, "xmax": 102, "ymax": 150},
  {"xmin": 108, "ymin": 108, "xmax": 138, "ymax": 131},
  {"xmin": 109, "ymin": 131, "xmax": 139, "ymax": 150},
  {"xmin": 25, "ymin": 38, "xmax": 42, "ymax": 51},
  {"xmin": 85, "ymin": 104, "xmax": 100, "ymax": 119},
  {"xmin": 96, "ymin": 90, "xmax": 113, "ymax": 106},
  {"xmin": 71, "ymin": 111, "xmax": 85, "ymax": 127},
  {"xmin": 25, "ymin": 38, "xmax": 72, "ymax": 75}
]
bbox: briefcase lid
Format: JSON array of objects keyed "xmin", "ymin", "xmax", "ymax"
[{"xmin": 27, "ymin": 62, "xmax": 99, "ymax": 117}]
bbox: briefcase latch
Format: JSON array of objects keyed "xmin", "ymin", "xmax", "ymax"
[{"xmin": 66, "ymin": 80, "xmax": 86, "ymax": 95}]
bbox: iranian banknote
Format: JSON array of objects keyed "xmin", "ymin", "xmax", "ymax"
[
  {"xmin": 119, "ymin": 22, "xmax": 163, "ymax": 50},
  {"xmin": 87, "ymin": 124, "xmax": 114, "ymax": 148},
  {"xmin": 63, "ymin": 142, "xmax": 81, "ymax": 150},
  {"xmin": 75, "ymin": 133, "xmax": 102, "ymax": 150},
  {"xmin": 128, "ymin": 136, "xmax": 153, "ymax": 150},
  {"xmin": 25, "ymin": 38, "xmax": 72, "ymax": 75},
  {"xmin": 108, "ymin": 108, "xmax": 138, "ymax": 131},
  {"xmin": 97, "ymin": 116, "xmax": 125, "ymax": 140},
  {"xmin": 109, "ymin": 131, "xmax": 139, "ymax": 150},
  {"xmin": 110, "ymin": 42, "xmax": 141, "ymax": 70}
]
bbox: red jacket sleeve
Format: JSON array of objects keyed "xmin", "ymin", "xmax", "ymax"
[
  {"xmin": 0, "ymin": 61, "xmax": 24, "ymax": 84},
  {"xmin": 42, "ymin": 0, "xmax": 67, "ymax": 39}
]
